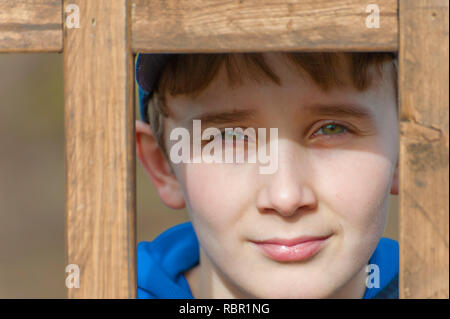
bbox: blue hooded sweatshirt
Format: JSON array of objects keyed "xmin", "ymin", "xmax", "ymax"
[{"xmin": 137, "ymin": 222, "xmax": 398, "ymax": 299}]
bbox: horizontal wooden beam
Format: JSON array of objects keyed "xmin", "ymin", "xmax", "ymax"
[
  {"xmin": 0, "ymin": 0, "xmax": 399, "ymax": 53},
  {"xmin": 0, "ymin": 0, "xmax": 63, "ymax": 53},
  {"xmin": 132, "ymin": 0, "xmax": 398, "ymax": 53}
]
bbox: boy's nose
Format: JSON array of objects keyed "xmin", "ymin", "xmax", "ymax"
[{"xmin": 256, "ymin": 142, "xmax": 316, "ymax": 218}]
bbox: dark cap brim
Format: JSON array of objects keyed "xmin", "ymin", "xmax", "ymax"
[{"xmin": 136, "ymin": 53, "xmax": 171, "ymax": 122}]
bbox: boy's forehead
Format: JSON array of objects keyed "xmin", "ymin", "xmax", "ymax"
[
  {"xmin": 168, "ymin": 92, "xmax": 380, "ymax": 132},
  {"xmin": 165, "ymin": 54, "xmax": 311, "ymax": 117},
  {"xmin": 168, "ymin": 53, "xmax": 307, "ymax": 100},
  {"xmin": 164, "ymin": 52, "xmax": 394, "ymax": 126},
  {"xmin": 168, "ymin": 84, "xmax": 380, "ymax": 124}
]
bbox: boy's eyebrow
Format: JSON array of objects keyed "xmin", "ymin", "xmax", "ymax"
[
  {"xmin": 302, "ymin": 103, "xmax": 376, "ymax": 122},
  {"xmin": 184, "ymin": 103, "xmax": 375, "ymax": 127},
  {"xmin": 186, "ymin": 109, "xmax": 257, "ymax": 127}
]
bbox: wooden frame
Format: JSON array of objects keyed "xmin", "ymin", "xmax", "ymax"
[{"xmin": 0, "ymin": 0, "xmax": 448, "ymax": 299}]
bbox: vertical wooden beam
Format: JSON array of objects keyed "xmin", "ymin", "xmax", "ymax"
[
  {"xmin": 64, "ymin": 0, "xmax": 136, "ymax": 298},
  {"xmin": 399, "ymin": 0, "xmax": 449, "ymax": 298}
]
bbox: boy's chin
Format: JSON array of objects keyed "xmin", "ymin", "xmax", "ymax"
[
  {"xmin": 240, "ymin": 280, "xmax": 340, "ymax": 299},
  {"xmin": 251, "ymin": 288, "xmax": 336, "ymax": 299}
]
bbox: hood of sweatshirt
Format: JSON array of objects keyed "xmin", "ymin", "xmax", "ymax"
[{"xmin": 137, "ymin": 222, "xmax": 398, "ymax": 299}]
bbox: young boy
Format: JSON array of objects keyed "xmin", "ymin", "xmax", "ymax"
[{"xmin": 135, "ymin": 52, "xmax": 399, "ymax": 299}]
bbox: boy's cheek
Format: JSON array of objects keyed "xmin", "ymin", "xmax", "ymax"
[
  {"xmin": 178, "ymin": 163, "xmax": 248, "ymax": 259},
  {"xmin": 179, "ymin": 163, "xmax": 253, "ymax": 226},
  {"xmin": 315, "ymin": 151, "xmax": 392, "ymax": 236}
]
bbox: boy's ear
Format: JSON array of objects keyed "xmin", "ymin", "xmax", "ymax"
[
  {"xmin": 390, "ymin": 160, "xmax": 399, "ymax": 195},
  {"xmin": 136, "ymin": 120, "xmax": 186, "ymax": 209}
]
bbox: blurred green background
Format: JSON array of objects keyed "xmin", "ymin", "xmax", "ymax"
[{"xmin": 0, "ymin": 53, "xmax": 398, "ymax": 298}]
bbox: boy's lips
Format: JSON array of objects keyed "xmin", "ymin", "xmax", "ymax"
[{"xmin": 249, "ymin": 234, "xmax": 332, "ymax": 262}]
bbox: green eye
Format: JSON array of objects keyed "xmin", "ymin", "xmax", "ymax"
[
  {"xmin": 313, "ymin": 122, "xmax": 349, "ymax": 138},
  {"xmin": 322, "ymin": 124, "xmax": 345, "ymax": 135}
]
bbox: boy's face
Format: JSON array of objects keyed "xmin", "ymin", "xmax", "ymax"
[{"xmin": 136, "ymin": 53, "xmax": 399, "ymax": 298}]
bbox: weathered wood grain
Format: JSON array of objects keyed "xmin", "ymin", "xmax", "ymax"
[
  {"xmin": 131, "ymin": 0, "xmax": 398, "ymax": 53},
  {"xmin": 0, "ymin": 0, "xmax": 62, "ymax": 52},
  {"xmin": 64, "ymin": 0, "xmax": 136, "ymax": 298},
  {"xmin": 399, "ymin": 0, "xmax": 449, "ymax": 299}
]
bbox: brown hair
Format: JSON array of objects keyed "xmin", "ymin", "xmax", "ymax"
[{"xmin": 147, "ymin": 52, "xmax": 397, "ymax": 153}]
